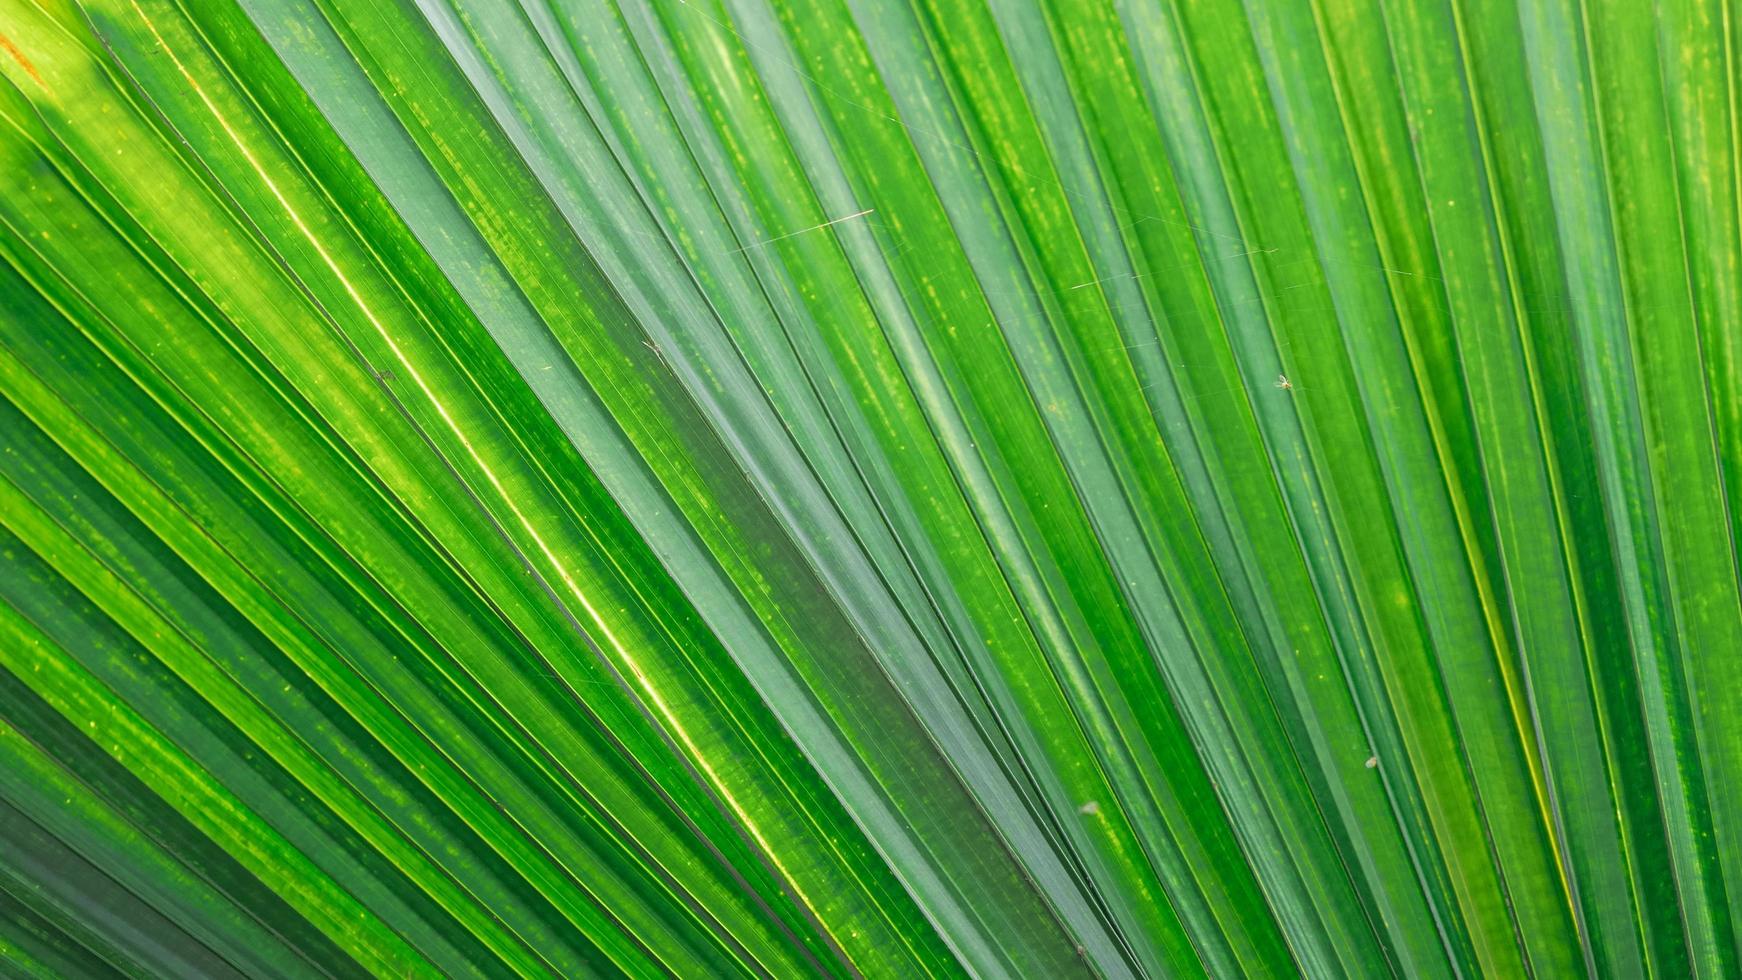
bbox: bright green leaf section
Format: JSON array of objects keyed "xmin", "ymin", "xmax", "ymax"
[{"xmin": 1, "ymin": 0, "xmax": 1739, "ymax": 976}]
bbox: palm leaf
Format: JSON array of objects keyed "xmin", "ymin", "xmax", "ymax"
[{"xmin": 0, "ymin": 0, "xmax": 1738, "ymax": 975}]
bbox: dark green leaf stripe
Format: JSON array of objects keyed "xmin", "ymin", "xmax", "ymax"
[{"xmin": 1, "ymin": 0, "xmax": 1738, "ymax": 975}]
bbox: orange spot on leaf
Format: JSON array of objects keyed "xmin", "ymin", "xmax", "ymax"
[{"xmin": 0, "ymin": 33, "xmax": 46, "ymax": 91}]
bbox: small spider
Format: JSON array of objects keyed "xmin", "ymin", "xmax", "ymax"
[{"xmin": 1274, "ymin": 374, "xmax": 1294, "ymax": 391}]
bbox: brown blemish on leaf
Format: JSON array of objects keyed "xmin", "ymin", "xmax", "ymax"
[{"xmin": 0, "ymin": 33, "xmax": 47, "ymax": 91}]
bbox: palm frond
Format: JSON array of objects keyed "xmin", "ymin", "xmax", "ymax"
[{"xmin": 1, "ymin": 0, "xmax": 1738, "ymax": 975}]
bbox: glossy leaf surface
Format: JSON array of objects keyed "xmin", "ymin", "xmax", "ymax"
[{"xmin": 1, "ymin": 0, "xmax": 1738, "ymax": 975}]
